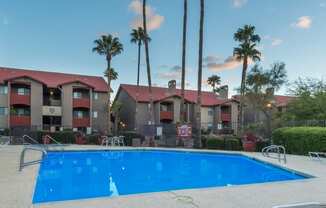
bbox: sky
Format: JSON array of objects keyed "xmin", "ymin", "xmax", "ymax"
[{"xmin": 1, "ymin": 0, "xmax": 326, "ymax": 97}]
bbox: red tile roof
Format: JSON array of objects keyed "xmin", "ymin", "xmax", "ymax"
[
  {"xmin": 232, "ymin": 94, "xmax": 295, "ymax": 107},
  {"xmin": 0, "ymin": 67, "xmax": 108, "ymax": 92},
  {"xmin": 119, "ymin": 84, "xmax": 230, "ymax": 106}
]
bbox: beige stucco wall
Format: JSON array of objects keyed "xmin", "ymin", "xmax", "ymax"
[
  {"xmin": 115, "ymin": 90, "xmax": 136, "ymax": 130},
  {"xmin": 231, "ymin": 102, "xmax": 239, "ymax": 134},
  {"xmin": 201, "ymin": 106, "xmax": 214, "ymax": 127},
  {"xmin": 61, "ymin": 84, "xmax": 73, "ymax": 128},
  {"xmin": 92, "ymin": 92, "xmax": 108, "ymax": 133},
  {"xmin": 0, "ymin": 84, "xmax": 8, "ymax": 129}
]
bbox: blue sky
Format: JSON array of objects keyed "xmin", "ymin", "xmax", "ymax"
[{"xmin": 1, "ymin": 0, "xmax": 326, "ymax": 96}]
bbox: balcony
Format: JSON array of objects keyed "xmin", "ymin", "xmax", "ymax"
[
  {"xmin": 10, "ymin": 93, "xmax": 30, "ymax": 106},
  {"xmin": 221, "ymin": 112, "xmax": 231, "ymax": 122},
  {"xmin": 73, "ymin": 117, "xmax": 90, "ymax": 128},
  {"xmin": 73, "ymin": 98, "xmax": 90, "ymax": 108},
  {"xmin": 10, "ymin": 115, "xmax": 31, "ymax": 127},
  {"xmin": 160, "ymin": 111, "xmax": 173, "ymax": 121}
]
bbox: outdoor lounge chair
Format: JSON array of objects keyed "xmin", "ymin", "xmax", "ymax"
[
  {"xmin": 309, "ymin": 152, "xmax": 326, "ymax": 161},
  {"xmin": 273, "ymin": 202, "xmax": 325, "ymax": 208}
]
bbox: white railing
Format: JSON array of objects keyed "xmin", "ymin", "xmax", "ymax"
[{"xmin": 262, "ymin": 145, "xmax": 287, "ymax": 163}]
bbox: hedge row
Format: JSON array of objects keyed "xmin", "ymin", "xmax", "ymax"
[
  {"xmin": 25, "ymin": 130, "xmax": 144, "ymax": 146},
  {"xmin": 272, "ymin": 127, "xmax": 326, "ymax": 155},
  {"xmin": 202, "ymin": 136, "xmax": 242, "ymax": 151}
]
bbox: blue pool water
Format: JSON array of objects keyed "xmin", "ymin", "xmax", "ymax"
[{"xmin": 33, "ymin": 150, "xmax": 306, "ymax": 203}]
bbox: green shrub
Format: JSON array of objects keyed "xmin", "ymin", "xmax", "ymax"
[
  {"xmin": 32, "ymin": 131, "xmax": 76, "ymax": 144},
  {"xmin": 224, "ymin": 137, "xmax": 242, "ymax": 151},
  {"xmin": 85, "ymin": 134, "xmax": 100, "ymax": 145},
  {"xmin": 205, "ymin": 136, "xmax": 242, "ymax": 151},
  {"xmin": 206, "ymin": 138, "xmax": 224, "ymax": 149},
  {"xmin": 272, "ymin": 127, "xmax": 326, "ymax": 155}
]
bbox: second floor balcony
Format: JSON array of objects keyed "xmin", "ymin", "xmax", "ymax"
[
  {"xmin": 73, "ymin": 98, "xmax": 90, "ymax": 108},
  {"xmin": 221, "ymin": 112, "xmax": 231, "ymax": 122},
  {"xmin": 10, "ymin": 92, "xmax": 30, "ymax": 106},
  {"xmin": 160, "ymin": 111, "xmax": 173, "ymax": 121}
]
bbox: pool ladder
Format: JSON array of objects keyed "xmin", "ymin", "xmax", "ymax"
[
  {"xmin": 262, "ymin": 145, "xmax": 287, "ymax": 164},
  {"xmin": 19, "ymin": 146, "xmax": 47, "ymax": 171},
  {"xmin": 19, "ymin": 134, "xmax": 63, "ymax": 171}
]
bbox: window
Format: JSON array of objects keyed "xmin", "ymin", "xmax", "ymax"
[
  {"xmin": 93, "ymin": 92, "xmax": 98, "ymax": 100},
  {"xmin": 0, "ymin": 86, "xmax": 8, "ymax": 95},
  {"xmin": 208, "ymin": 109, "xmax": 214, "ymax": 116},
  {"xmin": 73, "ymin": 111, "xmax": 83, "ymax": 118},
  {"xmin": 0, "ymin": 107, "xmax": 8, "ymax": 116},
  {"xmin": 93, "ymin": 111, "xmax": 98, "ymax": 118},
  {"xmin": 73, "ymin": 92, "xmax": 82, "ymax": 99},
  {"xmin": 17, "ymin": 88, "xmax": 30, "ymax": 95}
]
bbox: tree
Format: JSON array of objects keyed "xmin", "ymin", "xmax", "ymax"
[
  {"xmin": 195, "ymin": 0, "xmax": 205, "ymax": 148},
  {"xmin": 92, "ymin": 34, "xmax": 123, "ymax": 135},
  {"xmin": 130, "ymin": 27, "xmax": 151, "ymax": 86},
  {"xmin": 111, "ymin": 101, "xmax": 123, "ymax": 135},
  {"xmin": 282, "ymin": 78, "xmax": 326, "ymax": 121},
  {"xmin": 180, "ymin": 0, "xmax": 188, "ymax": 123},
  {"xmin": 245, "ymin": 62, "xmax": 287, "ymax": 137},
  {"xmin": 233, "ymin": 25, "xmax": 261, "ymax": 134},
  {"xmin": 142, "ymin": 0, "xmax": 155, "ymax": 125},
  {"xmin": 104, "ymin": 67, "xmax": 118, "ymax": 81},
  {"xmin": 207, "ymin": 75, "xmax": 221, "ymax": 94}
]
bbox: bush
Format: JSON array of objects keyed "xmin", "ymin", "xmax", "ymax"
[
  {"xmin": 205, "ymin": 136, "xmax": 242, "ymax": 151},
  {"xmin": 272, "ymin": 127, "xmax": 326, "ymax": 155},
  {"xmin": 255, "ymin": 140, "xmax": 271, "ymax": 152},
  {"xmin": 206, "ymin": 138, "xmax": 224, "ymax": 149},
  {"xmin": 224, "ymin": 136, "xmax": 242, "ymax": 151},
  {"xmin": 32, "ymin": 131, "xmax": 76, "ymax": 144}
]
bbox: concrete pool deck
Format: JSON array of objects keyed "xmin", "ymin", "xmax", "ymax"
[{"xmin": 0, "ymin": 145, "xmax": 326, "ymax": 208}]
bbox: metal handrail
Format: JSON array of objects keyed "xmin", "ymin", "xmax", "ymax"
[
  {"xmin": 22, "ymin": 135, "xmax": 39, "ymax": 145},
  {"xmin": 44, "ymin": 135, "xmax": 61, "ymax": 145},
  {"xmin": 19, "ymin": 146, "xmax": 47, "ymax": 171},
  {"xmin": 262, "ymin": 145, "xmax": 287, "ymax": 163}
]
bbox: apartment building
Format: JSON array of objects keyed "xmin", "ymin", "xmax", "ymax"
[
  {"xmin": 0, "ymin": 67, "xmax": 109, "ymax": 133},
  {"xmin": 114, "ymin": 81, "xmax": 239, "ymax": 134}
]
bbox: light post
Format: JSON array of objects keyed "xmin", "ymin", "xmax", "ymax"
[{"xmin": 266, "ymin": 102, "xmax": 273, "ymax": 142}]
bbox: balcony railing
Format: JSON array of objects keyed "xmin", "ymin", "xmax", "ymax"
[
  {"xmin": 10, "ymin": 115, "xmax": 31, "ymax": 127},
  {"xmin": 10, "ymin": 93, "xmax": 30, "ymax": 106},
  {"xmin": 73, "ymin": 98, "xmax": 90, "ymax": 108},
  {"xmin": 73, "ymin": 117, "xmax": 90, "ymax": 128},
  {"xmin": 221, "ymin": 112, "xmax": 231, "ymax": 122},
  {"xmin": 160, "ymin": 111, "xmax": 173, "ymax": 121}
]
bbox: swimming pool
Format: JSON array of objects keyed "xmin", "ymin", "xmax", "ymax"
[{"xmin": 33, "ymin": 150, "xmax": 307, "ymax": 203}]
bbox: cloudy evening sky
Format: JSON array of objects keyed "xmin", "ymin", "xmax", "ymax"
[{"xmin": 1, "ymin": 0, "xmax": 326, "ymax": 96}]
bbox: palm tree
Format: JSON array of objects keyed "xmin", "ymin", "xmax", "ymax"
[
  {"xmin": 195, "ymin": 0, "xmax": 205, "ymax": 148},
  {"xmin": 130, "ymin": 27, "xmax": 151, "ymax": 86},
  {"xmin": 180, "ymin": 0, "xmax": 188, "ymax": 123},
  {"xmin": 207, "ymin": 75, "xmax": 221, "ymax": 93},
  {"xmin": 142, "ymin": 0, "xmax": 155, "ymax": 125},
  {"xmin": 233, "ymin": 25, "xmax": 261, "ymax": 134},
  {"xmin": 92, "ymin": 35, "xmax": 123, "ymax": 135}
]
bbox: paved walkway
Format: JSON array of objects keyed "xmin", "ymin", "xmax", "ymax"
[{"xmin": 1, "ymin": 145, "xmax": 326, "ymax": 208}]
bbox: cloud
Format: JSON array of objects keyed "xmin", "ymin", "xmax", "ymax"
[
  {"xmin": 203, "ymin": 55, "xmax": 220, "ymax": 63},
  {"xmin": 232, "ymin": 0, "xmax": 248, "ymax": 8},
  {"xmin": 292, "ymin": 16, "xmax": 312, "ymax": 29},
  {"xmin": 271, "ymin": 38, "xmax": 283, "ymax": 46},
  {"xmin": 129, "ymin": 0, "xmax": 164, "ymax": 31},
  {"xmin": 156, "ymin": 65, "xmax": 191, "ymax": 80},
  {"xmin": 205, "ymin": 56, "xmax": 243, "ymax": 72},
  {"xmin": 263, "ymin": 36, "xmax": 283, "ymax": 47}
]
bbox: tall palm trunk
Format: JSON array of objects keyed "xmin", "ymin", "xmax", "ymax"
[
  {"xmin": 106, "ymin": 56, "xmax": 112, "ymax": 135},
  {"xmin": 239, "ymin": 55, "xmax": 248, "ymax": 135},
  {"xmin": 135, "ymin": 41, "xmax": 141, "ymax": 131},
  {"xmin": 137, "ymin": 41, "xmax": 141, "ymax": 86},
  {"xmin": 195, "ymin": 0, "xmax": 204, "ymax": 148},
  {"xmin": 180, "ymin": 0, "xmax": 187, "ymax": 123},
  {"xmin": 142, "ymin": 0, "xmax": 155, "ymax": 125}
]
